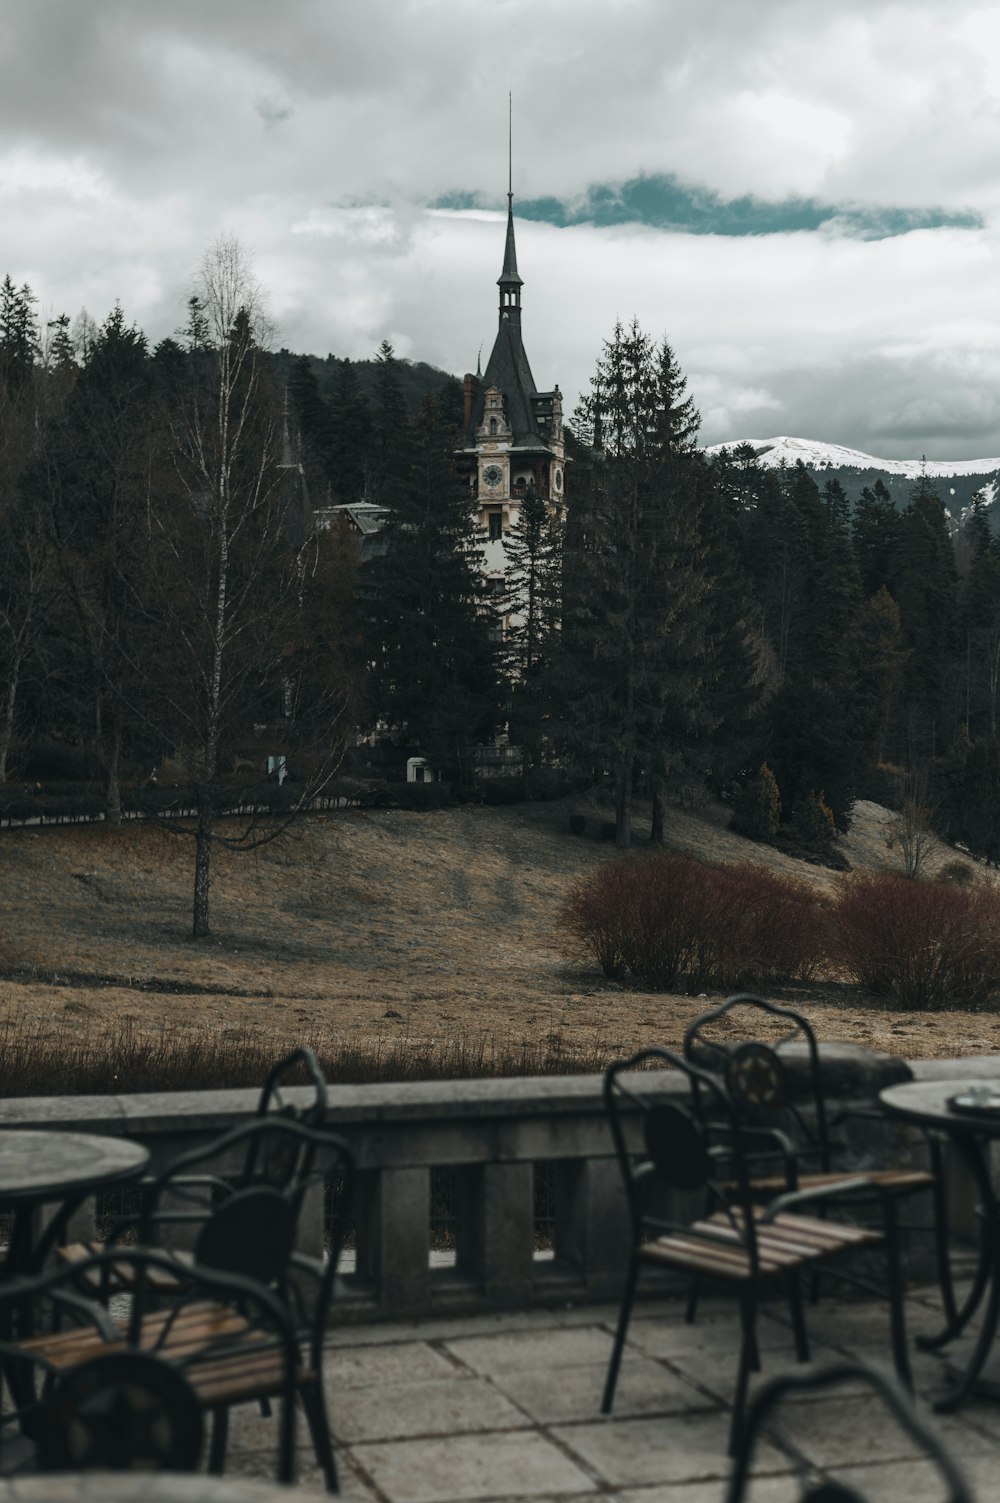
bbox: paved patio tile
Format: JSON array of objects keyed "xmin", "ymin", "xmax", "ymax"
[
  {"xmin": 444, "ymin": 1324, "xmax": 616, "ymax": 1375},
  {"xmin": 829, "ymin": 1457, "xmax": 976, "ymax": 1503},
  {"xmin": 772, "ymin": 1296, "xmax": 951, "ymax": 1349},
  {"xmin": 335, "ymin": 1304, "xmax": 619, "ymax": 1347},
  {"xmin": 665, "ymin": 1343, "xmax": 855, "ymax": 1404},
  {"xmin": 331, "ymin": 1377, "xmax": 528, "ymax": 1443},
  {"xmin": 756, "ymin": 1394, "xmax": 931, "ymax": 1467},
  {"xmin": 172, "ymin": 1283, "xmax": 1000, "ymax": 1499},
  {"xmin": 549, "ymin": 1413, "xmax": 784, "ymax": 1488},
  {"xmin": 325, "ymin": 1340, "xmax": 459, "ymax": 1388},
  {"xmin": 618, "ymin": 1481, "xmax": 796, "ymax": 1503},
  {"xmin": 625, "ymin": 1313, "xmax": 797, "ymax": 1363},
  {"xmin": 223, "ymin": 1440, "xmax": 377, "ymax": 1498},
  {"xmin": 351, "ymin": 1430, "xmax": 597, "ymax": 1502},
  {"xmin": 492, "ymin": 1357, "xmax": 716, "ymax": 1424}
]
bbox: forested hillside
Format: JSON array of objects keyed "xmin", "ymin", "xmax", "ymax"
[
  {"xmin": 706, "ymin": 434, "xmax": 1000, "ymax": 524},
  {"xmin": 4, "ymin": 256, "xmax": 1000, "ymax": 925}
]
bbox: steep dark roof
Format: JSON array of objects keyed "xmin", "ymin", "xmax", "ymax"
[
  {"xmin": 499, "ymin": 201, "xmax": 522, "ymax": 289},
  {"xmin": 473, "ymin": 316, "xmax": 539, "ymax": 443},
  {"xmin": 463, "ymin": 199, "xmax": 558, "ymax": 450}
]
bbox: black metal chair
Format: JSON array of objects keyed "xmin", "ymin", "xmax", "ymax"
[
  {"xmin": 725, "ymin": 1360, "xmax": 973, "ymax": 1503},
  {"xmin": 58, "ymin": 1118, "xmax": 354, "ymax": 1492},
  {"xmin": 683, "ymin": 994, "xmax": 936, "ymax": 1199},
  {"xmin": 683, "ymin": 993, "xmax": 946, "ymax": 1316},
  {"xmin": 0, "ymin": 1248, "xmax": 301, "ymax": 1479},
  {"xmin": 255, "ymin": 1044, "xmax": 328, "ymax": 1127},
  {"xmin": 602, "ymin": 1047, "xmax": 912, "ymax": 1454},
  {"xmin": 59, "ymin": 1045, "xmax": 330, "ymax": 1277}
]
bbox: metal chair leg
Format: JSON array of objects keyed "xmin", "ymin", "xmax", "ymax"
[
  {"xmin": 935, "ymin": 1208, "xmax": 1000, "ymax": 1413},
  {"xmin": 883, "ymin": 1198, "xmax": 912, "ymax": 1391},
  {"xmin": 301, "ymin": 1376, "xmax": 339, "ymax": 1494},
  {"xmin": 685, "ymin": 1278, "xmax": 700, "ymax": 1325},
  {"xmin": 787, "ymin": 1274, "xmax": 810, "ymax": 1363},
  {"xmin": 929, "ymin": 1135, "xmax": 958, "ymax": 1330},
  {"xmin": 602, "ymin": 1254, "xmax": 639, "ymax": 1414},
  {"xmin": 729, "ymin": 1296, "xmax": 757, "ymax": 1456},
  {"xmin": 208, "ymin": 1407, "xmax": 229, "ymax": 1474}
]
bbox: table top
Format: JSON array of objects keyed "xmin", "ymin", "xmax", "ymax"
[
  {"xmin": 880, "ymin": 1078, "xmax": 1000, "ymax": 1136},
  {"xmin": 0, "ymin": 1129, "xmax": 149, "ymax": 1204},
  {"xmin": 0, "ymin": 1474, "xmax": 316, "ymax": 1503}
]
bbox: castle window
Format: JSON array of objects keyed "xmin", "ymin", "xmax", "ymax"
[
  {"xmin": 488, "ymin": 511, "xmax": 503, "ymax": 540},
  {"xmin": 489, "ymin": 418, "xmax": 497, "ymax": 435}
]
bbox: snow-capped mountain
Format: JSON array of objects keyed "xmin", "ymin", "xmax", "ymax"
[{"xmin": 703, "ymin": 435, "xmax": 1000, "ymax": 518}]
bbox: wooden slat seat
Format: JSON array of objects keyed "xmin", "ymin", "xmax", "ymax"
[
  {"xmin": 723, "ymin": 1168, "xmax": 936, "ymax": 1198},
  {"xmin": 17, "ymin": 1298, "xmax": 303, "ymax": 1410},
  {"xmin": 641, "ymin": 1209, "xmax": 881, "ymax": 1280}
]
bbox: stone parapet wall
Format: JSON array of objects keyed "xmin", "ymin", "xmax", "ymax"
[{"xmin": 0, "ymin": 1043, "xmax": 955, "ymax": 1321}]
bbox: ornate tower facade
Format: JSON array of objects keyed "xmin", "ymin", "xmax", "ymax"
[{"xmin": 458, "ymin": 189, "xmax": 565, "ymax": 594}]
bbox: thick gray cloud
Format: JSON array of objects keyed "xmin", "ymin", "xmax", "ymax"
[{"xmin": 3, "ymin": 0, "xmax": 1000, "ymax": 458}]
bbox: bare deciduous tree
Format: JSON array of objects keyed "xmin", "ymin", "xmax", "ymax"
[{"xmin": 125, "ymin": 237, "xmax": 349, "ymax": 937}]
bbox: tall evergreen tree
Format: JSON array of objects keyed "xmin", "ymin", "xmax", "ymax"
[
  {"xmin": 891, "ymin": 474, "xmax": 958, "ymax": 763},
  {"xmin": 286, "ymin": 355, "xmax": 330, "ymax": 467},
  {"xmin": 503, "ymin": 480, "xmax": 563, "ymax": 769},
  {"xmin": 37, "ymin": 303, "xmax": 156, "ymax": 820},
  {"xmin": 851, "ymin": 477, "xmax": 900, "ymax": 599},
  {"xmin": 0, "ymin": 276, "xmax": 40, "ymax": 398},
  {"xmin": 369, "ymin": 340, "xmax": 407, "ymax": 507},
  {"xmin": 731, "ymin": 459, "xmax": 871, "ymax": 828},
  {"xmin": 822, "ymin": 476, "xmax": 850, "ymax": 528},
  {"xmin": 44, "ymin": 313, "xmax": 76, "ymax": 377},
  {"xmin": 364, "ymin": 394, "xmax": 502, "ymax": 781},
  {"xmin": 327, "ymin": 358, "xmax": 371, "ymax": 504},
  {"xmin": 854, "ymin": 587, "xmax": 904, "ymax": 768},
  {"xmin": 558, "ymin": 320, "xmax": 711, "ymax": 847},
  {"xmin": 958, "ymin": 493, "xmax": 1000, "ymax": 738}
]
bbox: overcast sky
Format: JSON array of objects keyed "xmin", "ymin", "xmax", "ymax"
[{"xmin": 4, "ymin": 0, "xmax": 1000, "ymax": 458}]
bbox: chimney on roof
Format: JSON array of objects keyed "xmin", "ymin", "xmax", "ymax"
[{"xmin": 463, "ymin": 371, "xmax": 480, "ymax": 429}]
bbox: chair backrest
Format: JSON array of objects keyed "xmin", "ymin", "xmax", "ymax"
[
  {"xmin": 683, "ymin": 992, "xmax": 832, "ymax": 1169},
  {"xmin": 724, "ymin": 1360, "xmax": 973, "ymax": 1503},
  {"xmin": 135, "ymin": 1117, "xmax": 354, "ymax": 1293},
  {"xmin": 256, "ymin": 1045, "xmax": 328, "ymax": 1127},
  {"xmin": 0, "ymin": 1248, "xmax": 301, "ymax": 1475},
  {"xmin": 604, "ymin": 1046, "xmax": 762, "ymax": 1264}
]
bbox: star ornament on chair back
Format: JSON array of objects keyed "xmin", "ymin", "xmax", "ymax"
[{"xmin": 41, "ymin": 1351, "xmax": 204, "ymax": 1473}]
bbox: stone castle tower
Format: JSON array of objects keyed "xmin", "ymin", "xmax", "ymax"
[{"xmin": 457, "ymin": 185, "xmax": 565, "ymax": 598}]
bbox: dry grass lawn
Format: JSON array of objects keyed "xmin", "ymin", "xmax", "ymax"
[{"xmin": 1, "ymin": 794, "xmax": 999, "ymax": 1084}]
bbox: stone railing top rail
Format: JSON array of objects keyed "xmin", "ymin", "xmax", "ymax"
[{"xmin": 0, "ymin": 1041, "xmax": 922, "ymax": 1139}]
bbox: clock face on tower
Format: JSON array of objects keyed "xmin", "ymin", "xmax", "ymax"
[{"xmin": 483, "ymin": 464, "xmax": 503, "ymax": 489}]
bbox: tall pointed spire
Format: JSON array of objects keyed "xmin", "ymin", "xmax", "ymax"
[{"xmin": 498, "ymin": 94, "xmax": 523, "ymax": 324}]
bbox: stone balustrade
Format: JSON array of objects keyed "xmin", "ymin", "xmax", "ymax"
[{"xmin": 0, "ymin": 1043, "xmax": 969, "ymax": 1322}]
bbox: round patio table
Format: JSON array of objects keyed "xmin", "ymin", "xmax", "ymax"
[
  {"xmin": 880, "ymin": 1076, "xmax": 1000, "ymax": 1410},
  {"xmin": 0, "ymin": 1129, "xmax": 150, "ymax": 1276}
]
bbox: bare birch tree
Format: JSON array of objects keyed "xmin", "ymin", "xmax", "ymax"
[{"xmin": 132, "ymin": 236, "xmax": 348, "ymax": 937}]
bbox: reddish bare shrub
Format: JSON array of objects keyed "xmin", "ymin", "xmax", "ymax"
[
  {"xmin": 831, "ymin": 871, "xmax": 1000, "ymax": 1009},
  {"xmin": 562, "ymin": 852, "xmax": 827, "ymax": 990}
]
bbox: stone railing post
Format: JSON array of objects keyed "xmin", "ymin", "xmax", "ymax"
[
  {"xmin": 453, "ymin": 1163, "xmax": 534, "ymax": 1305},
  {"xmin": 354, "ymin": 1166, "xmax": 430, "ymax": 1312}
]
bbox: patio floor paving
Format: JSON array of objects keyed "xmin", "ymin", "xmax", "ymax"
[{"xmin": 221, "ymin": 1279, "xmax": 1000, "ymax": 1502}]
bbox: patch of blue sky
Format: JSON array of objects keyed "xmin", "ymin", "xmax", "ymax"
[{"xmin": 434, "ymin": 175, "xmax": 981, "ymax": 241}]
